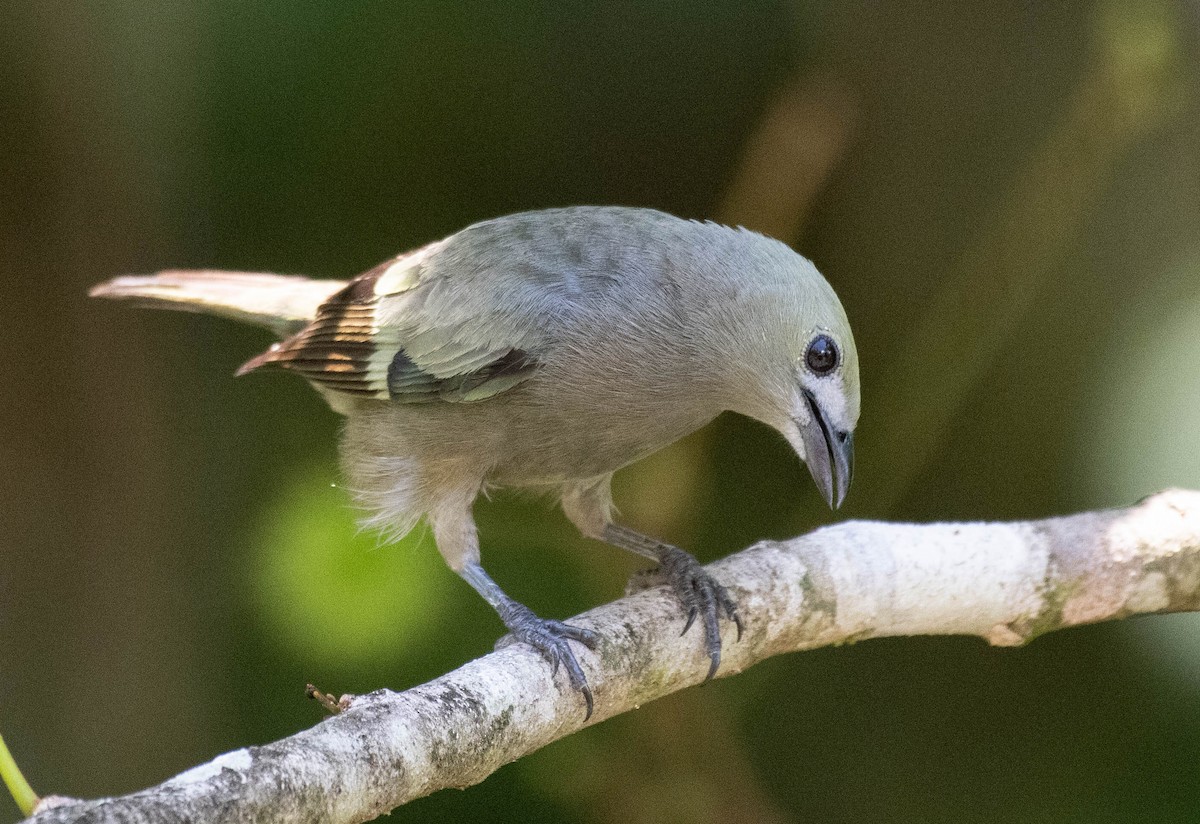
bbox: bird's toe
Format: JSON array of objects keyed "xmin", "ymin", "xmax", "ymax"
[
  {"xmin": 498, "ymin": 603, "xmax": 598, "ymax": 719},
  {"xmin": 654, "ymin": 547, "xmax": 742, "ymax": 679}
]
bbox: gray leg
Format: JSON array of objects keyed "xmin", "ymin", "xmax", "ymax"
[
  {"xmin": 603, "ymin": 525, "xmax": 742, "ymax": 680},
  {"xmin": 459, "ymin": 562, "xmax": 600, "ymax": 718},
  {"xmin": 431, "ymin": 502, "xmax": 599, "ymax": 718},
  {"xmin": 563, "ymin": 478, "xmax": 742, "ymax": 680}
]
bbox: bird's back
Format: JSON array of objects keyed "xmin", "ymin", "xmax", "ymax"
[{"xmin": 242, "ymin": 207, "xmax": 773, "ymax": 408}]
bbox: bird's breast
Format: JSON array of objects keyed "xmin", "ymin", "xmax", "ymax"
[{"xmin": 482, "ymin": 378, "xmax": 722, "ymax": 486}]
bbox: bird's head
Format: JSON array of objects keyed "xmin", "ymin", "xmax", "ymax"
[{"xmin": 719, "ymin": 238, "xmax": 859, "ymax": 509}]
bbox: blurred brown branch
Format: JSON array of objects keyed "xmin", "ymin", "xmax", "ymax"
[
  {"xmin": 24, "ymin": 489, "xmax": 1200, "ymax": 824},
  {"xmin": 716, "ymin": 73, "xmax": 859, "ymax": 238}
]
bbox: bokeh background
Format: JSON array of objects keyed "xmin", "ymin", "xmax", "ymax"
[{"xmin": 3, "ymin": 1, "xmax": 1200, "ymax": 822}]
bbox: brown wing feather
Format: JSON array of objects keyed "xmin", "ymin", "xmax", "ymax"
[
  {"xmin": 236, "ymin": 264, "xmax": 387, "ymax": 387},
  {"xmin": 237, "ymin": 256, "xmax": 539, "ymax": 403}
]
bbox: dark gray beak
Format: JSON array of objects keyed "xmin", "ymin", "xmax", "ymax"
[{"xmin": 799, "ymin": 390, "xmax": 854, "ymax": 509}]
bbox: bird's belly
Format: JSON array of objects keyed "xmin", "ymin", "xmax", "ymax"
[
  {"xmin": 488, "ymin": 437, "xmax": 653, "ymax": 486},
  {"xmin": 343, "ymin": 381, "xmax": 722, "ymax": 497}
]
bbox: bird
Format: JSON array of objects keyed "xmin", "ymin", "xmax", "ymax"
[{"xmin": 90, "ymin": 205, "xmax": 859, "ymax": 718}]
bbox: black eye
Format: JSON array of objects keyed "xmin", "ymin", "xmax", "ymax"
[{"xmin": 805, "ymin": 334, "xmax": 839, "ymax": 376}]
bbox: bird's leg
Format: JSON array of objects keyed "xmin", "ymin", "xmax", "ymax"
[
  {"xmin": 430, "ymin": 504, "xmax": 599, "ymax": 718},
  {"xmin": 562, "ymin": 478, "xmax": 742, "ymax": 681},
  {"xmin": 458, "ymin": 562, "xmax": 600, "ymax": 717},
  {"xmin": 602, "ymin": 525, "xmax": 742, "ymax": 680}
]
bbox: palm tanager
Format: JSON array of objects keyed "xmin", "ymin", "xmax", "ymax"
[{"xmin": 91, "ymin": 206, "xmax": 860, "ymax": 717}]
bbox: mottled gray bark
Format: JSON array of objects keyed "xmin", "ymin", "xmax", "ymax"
[{"xmin": 27, "ymin": 490, "xmax": 1200, "ymax": 823}]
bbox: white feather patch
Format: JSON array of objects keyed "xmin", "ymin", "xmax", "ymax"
[{"xmin": 373, "ymin": 242, "xmax": 443, "ymax": 297}]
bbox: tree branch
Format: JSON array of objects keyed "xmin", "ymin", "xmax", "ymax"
[{"xmin": 26, "ymin": 490, "xmax": 1200, "ymax": 823}]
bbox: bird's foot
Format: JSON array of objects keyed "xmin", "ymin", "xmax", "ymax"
[
  {"xmin": 647, "ymin": 547, "xmax": 743, "ymax": 680},
  {"xmin": 496, "ymin": 601, "xmax": 600, "ymax": 719}
]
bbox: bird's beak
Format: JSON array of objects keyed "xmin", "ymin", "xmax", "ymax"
[{"xmin": 798, "ymin": 390, "xmax": 854, "ymax": 509}]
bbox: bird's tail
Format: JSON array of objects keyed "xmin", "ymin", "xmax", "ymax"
[{"xmin": 89, "ymin": 271, "xmax": 347, "ymax": 337}]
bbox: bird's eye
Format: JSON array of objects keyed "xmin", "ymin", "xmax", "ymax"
[{"xmin": 805, "ymin": 334, "xmax": 839, "ymax": 376}]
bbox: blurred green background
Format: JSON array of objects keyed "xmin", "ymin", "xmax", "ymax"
[{"xmin": 3, "ymin": 1, "xmax": 1200, "ymax": 822}]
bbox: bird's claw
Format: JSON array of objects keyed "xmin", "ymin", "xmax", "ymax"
[
  {"xmin": 497, "ymin": 602, "xmax": 599, "ymax": 719},
  {"xmin": 655, "ymin": 547, "xmax": 741, "ymax": 680}
]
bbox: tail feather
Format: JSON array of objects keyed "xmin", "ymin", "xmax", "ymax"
[{"xmin": 90, "ymin": 271, "xmax": 348, "ymax": 337}]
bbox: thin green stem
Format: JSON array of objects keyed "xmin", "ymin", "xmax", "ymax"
[{"xmin": 0, "ymin": 731, "xmax": 38, "ymax": 817}]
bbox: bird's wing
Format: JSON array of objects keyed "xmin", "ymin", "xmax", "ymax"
[{"xmin": 237, "ymin": 241, "xmax": 546, "ymax": 403}]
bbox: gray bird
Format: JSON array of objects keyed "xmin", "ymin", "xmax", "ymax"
[{"xmin": 91, "ymin": 206, "xmax": 859, "ymax": 717}]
